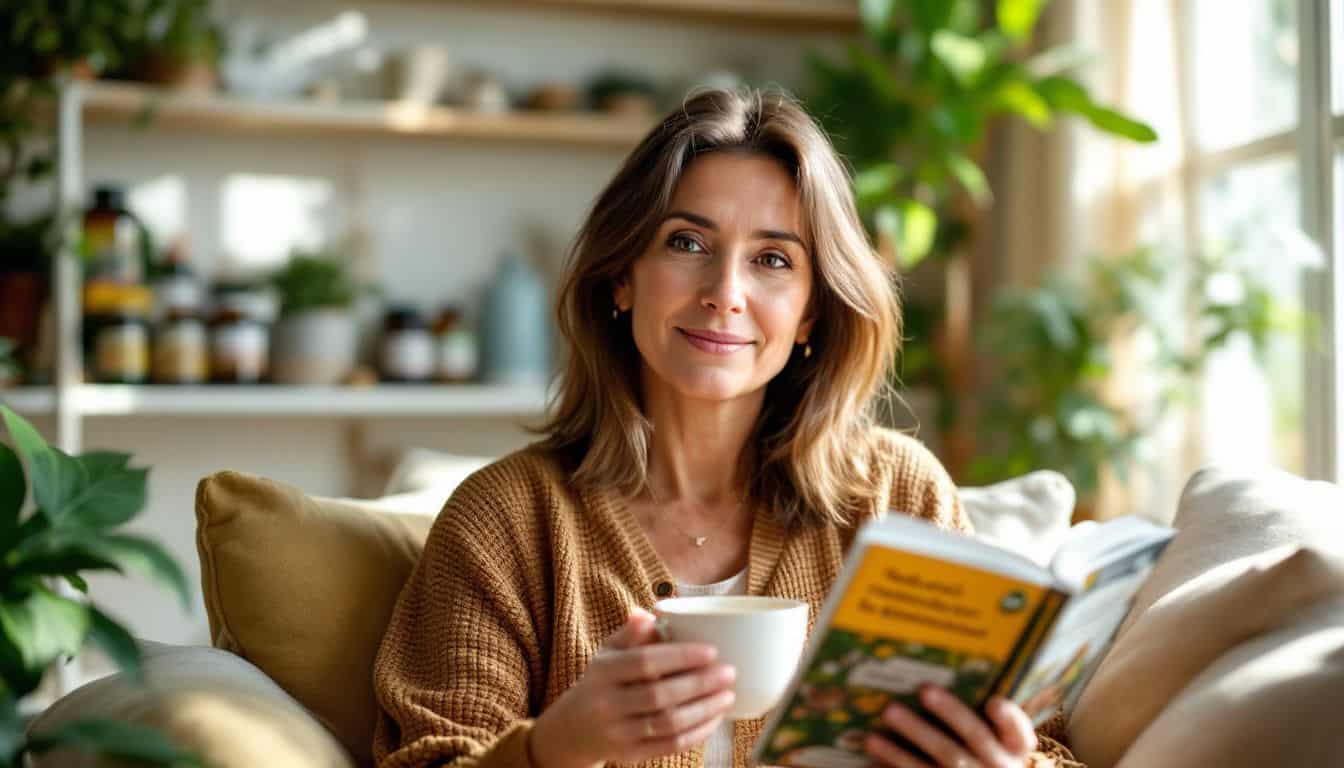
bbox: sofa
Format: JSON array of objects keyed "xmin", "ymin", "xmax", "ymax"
[{"xmin": 25, "ymin": 456, "xmax": 1344, "ymax": 768}]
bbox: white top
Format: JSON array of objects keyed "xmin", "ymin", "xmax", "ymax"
[{"xmin": 675, "ymin": 568, "xmax": 749, "ymax": 768}]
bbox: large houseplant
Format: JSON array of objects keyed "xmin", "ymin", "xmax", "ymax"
[
  {"xmin": 971, "ymin": 245, "xmax": 1299, "ymax": 511},
  {"xmin": 0, "ymin": 405, "xmax": 199, "ymax": 766},
  {"xmin": 804, "ymin": 0, "xmax": 1158, "ymax": 467}
]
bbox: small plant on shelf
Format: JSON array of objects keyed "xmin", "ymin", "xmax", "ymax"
[
  {"xmin": 0, "ymin": 405, "xmax": 200, "ymax": 766},
  {"xmin": 269, "ymin": 249, "xmax": 362, "ymax": 386}
]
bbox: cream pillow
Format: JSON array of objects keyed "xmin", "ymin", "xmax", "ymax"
[
  {"xmin": 195, "ymin": 471, "xmax": 436, "ymax": 766},
  {"xmin": 1067, "ymin": 466, "xmax": 1344, "ymax": 768},
  {"xmin": 28, "ymin": 642, "xmax": 352, "ymax": 768},
  {"xmin": 959, "ymin": 469, "xmax": 1076, "ymax": 565},
  {"xmin": 1115, "ymin": 596, "xmax": 1344, "ymax": 767}
]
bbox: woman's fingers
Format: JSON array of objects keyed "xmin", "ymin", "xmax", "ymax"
[
  {"xmin": 601, "ymin": 609, "xmax": 658, "ymax": 650},
  {"xmin": 865, "ymin": 733, "xmax": 934, "ymax": 768},
  {"xmin": 882, "ymin": 701, "xmax": 982, "ymax": 768},
  {"xmin": 616, "ymin": 663, "xmax": 736, "ymax": 714},
  {"xmin": 636, "ymin": 688, "xmax": 736, "ymax": 741},
  {"xmin": 986, "ymin": 696, "xmax": 1038, "ymax": 756},
  {"xmin": 636, "ymin": 691, "xmax": 734, "ymax": 756},
  {"xmin": 918, "ymin": 686, "xmax": 1015, "ymax": 766},
  {"xmin": 601, "ymin": 642, "xmax": 719, "ymax": 683}
]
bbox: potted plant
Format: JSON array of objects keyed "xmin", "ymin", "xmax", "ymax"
[
  {"xmin": 970, "ymin": 245, "xmax": 1299, "ymax": 514},
  {"xmin": 269, "ymin": 250, "xmax": 359, "ymax": 386},
  {"xmin": 803, "ymin": 0, "xmax": 1157, "ymax": 471},
  {"xmin": 0, "ymin": 405, "xmax": 200, "ymax": 766},
  {"xmin": 117, "ymin": 0, "xmax": 225, "ymax": 93}
]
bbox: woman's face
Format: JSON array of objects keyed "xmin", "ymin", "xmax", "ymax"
[{"xmin": 614, "ymin": 151, "xmax": 815, "ymax": 404}]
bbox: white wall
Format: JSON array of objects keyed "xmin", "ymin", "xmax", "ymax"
[{"xmin": 54, "ymin": 1, "xmax": 846, "ymax": 648}]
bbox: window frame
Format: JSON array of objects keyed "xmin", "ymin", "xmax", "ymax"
[{"xmin": 1172, "ymin": 0, "xmax": 1342, "ymax": 482}]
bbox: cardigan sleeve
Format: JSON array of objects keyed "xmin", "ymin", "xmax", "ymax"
[{"xmin": 372, "ymin": 471, "xmax": 543, "ymax": 768}]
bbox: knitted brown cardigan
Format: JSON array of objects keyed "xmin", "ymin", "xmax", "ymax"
[{"xmin": 372, "ymin": 429, "xmax": 1081, "ymax": 767}]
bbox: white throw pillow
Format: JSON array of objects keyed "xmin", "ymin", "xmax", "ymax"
[
  {"xmin": 958, "ymin": 470, "xmax": 1077, "ymax": 565},
  {"xmin": 381, "ymin": 447, "xmax": 491, "ymax": 497}
]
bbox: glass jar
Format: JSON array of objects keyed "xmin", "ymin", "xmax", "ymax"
[
  {"xmin": 85, "ymin": 284, "xmax": 153, "ymax": 384},
  {"xmin": 379, "ymin": 307, "xmax": 435, "ymax": 383},
  {"xmin": 433, "ymin": 306, "xmax": 478, "ymax": 383},
  {"xmin": 153, "ymin": 309, "xmax": 208, "ymax": 385},
  {"xmin": 209, "ymin": 308, "xmax": 269, "ymax": 384}
]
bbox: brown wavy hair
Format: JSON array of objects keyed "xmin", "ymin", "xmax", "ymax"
[{"xmin": 539, "ymin": 87, "xmax": 900, "ymax": 528}]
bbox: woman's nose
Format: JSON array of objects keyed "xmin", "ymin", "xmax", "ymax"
[{"xmin": 700, "ymin": 257, "xmax": 746, "ymax": 315}]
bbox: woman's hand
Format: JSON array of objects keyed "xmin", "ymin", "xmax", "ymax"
[
  {"xmin": 529, "ymin": 608, "xmax": 737, "ymax": 768},
  {"xmin": 865, "ymin": 685, "xmax": 1037, "ymax": 768}
]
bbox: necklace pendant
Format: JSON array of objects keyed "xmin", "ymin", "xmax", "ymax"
[{"xmin": 694, "ymin": 536, "xmax": 707, "ymax": 547}]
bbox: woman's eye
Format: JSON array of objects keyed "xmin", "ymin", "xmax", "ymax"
[
  {"xmin": 758, "ymin": 252, "xmax": 792, "ymax": 270},
  {"xmin": 668, "ymin": 234, "xmax": 704, "ymax": 253}
]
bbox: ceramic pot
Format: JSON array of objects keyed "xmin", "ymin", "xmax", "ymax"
[{"xmin": 270, "ymin": 308, "xmax": 357, "ymax": 385}]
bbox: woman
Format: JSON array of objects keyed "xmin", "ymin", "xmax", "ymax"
[{"xmin": 373, "ymin": 88, "xmax": 1079, "ymax": 768}]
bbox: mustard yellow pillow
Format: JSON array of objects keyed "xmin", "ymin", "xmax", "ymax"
[{"xmin": 195, "ymin": 471, "xmax": 437, "ymax": 766}]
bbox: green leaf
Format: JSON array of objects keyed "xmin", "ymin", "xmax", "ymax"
[
  {"xmin": 0, "ymin": 442, "xmax": 23, "ymax": 544},
  {"xmin": 877, "ymin": 200, "xmax": 938, "ymax": 270},
  {"xmin": 1081, "ymin": 105, "xmax": 1159, "ymax": 142},
  {"xmin": 0, "ymin": 695, "xmax": 20, "ymax": 766},
  {"xmin": 1, "ymin": 407, "xmax": 84, "ymax": 524},
  {"xmin": 994, "ymin": 78, "xmax": 1053, "ymax": 127},
  {"xmin": 860, "ymin": 0, "xmax": 895, "ymax": 40},
  {"xmin": 76, "ymin": 534, "xmax": 190, "ymax": 610},
  {"xmin": 25, "ymin": 718, "xmax": 205, "ymax": 766},
  {"xmin": 854, "ymin": 163, "xmax": 905, "ymax": 206},
  {"xmin": 946, "ymin": 153, "xmax": 993, "ymax": 206},
  {"xmin": 64, "ymin": 452, "xmax": 146, "ymax": 529},
  {"xmin": 63, "ymin": 573, "xmax": 90, "ymax": 594},
  {"xmin": 997, "ymin": 0, "xmax": 1048, "ymax": 41},
  {"xmin": 86, "ymin": 607, "xmax": 143, "ymax": 683},
  {"xmin": 1025, "ymin": 44, "xmax": 1095, "ymax": 77},
  {"xmin": 0, "ymin": 586, "xmax": 90, "ymax": 675},
  {"xmin": 931, "ymin": 30, "xmax": 989, "ymax": 85}
]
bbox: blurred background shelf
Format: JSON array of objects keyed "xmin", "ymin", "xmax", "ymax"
[
  {"xmin": 70, "ymin": 384, "xmax": 549, "ymax": 417},
  {"xmin": 79, "ymin": 81, "xmax": 656, "ymax": 147},
  {"xmin": 0, "ymin": 388, "xmax": 56, "ymax": 416},
  {"xmin": 441, "ymin": 0, "xmax": 859, "ymax": 29}
]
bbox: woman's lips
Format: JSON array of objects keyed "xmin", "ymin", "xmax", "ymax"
[{"xmin": 677, "ymin": 328, "xmax": 753, "ymax": 355}]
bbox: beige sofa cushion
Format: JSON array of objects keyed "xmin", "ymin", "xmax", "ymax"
[
  {"xmin": 1115, "ymin": 596, "xmax": 1344, "ymax": 767},
  {"xmin": 195, "ymin": 471, "xmax": 437, "ymax": 766},
  {"xmin": 28, "ymin": 642, "xmax": 352, "ymax": 768},
  {"xmin": 1068, "ymin": 466, "xmax": 1344, "ymax": 768}
]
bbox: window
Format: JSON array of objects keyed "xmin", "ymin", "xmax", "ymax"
[{"xmin": 1179, "ymin": 0, "xmax": 1342, "ymax": 480}]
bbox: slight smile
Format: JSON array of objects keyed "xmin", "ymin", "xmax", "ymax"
[{"xmin": 676, "ymin": 328, "xmax": 754, "ymax": 355}]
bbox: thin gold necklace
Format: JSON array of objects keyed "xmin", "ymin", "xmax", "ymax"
[{"xmin": 648, "ymin": 488, "xmax": 744, "ymax": 548}]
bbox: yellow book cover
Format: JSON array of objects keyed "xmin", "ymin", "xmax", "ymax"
[{"xmin": 754, "ymin": 513, "xmax": 1173, "ymax": 768}]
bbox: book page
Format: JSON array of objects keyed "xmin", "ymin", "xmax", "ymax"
[
  {"xmin": 755, "ymin": 545, "xmax": 1053, "ymax": 768},
  {"xmin": 1008, "ymin": 537, "xmax": 1169, "ymax": 723}
]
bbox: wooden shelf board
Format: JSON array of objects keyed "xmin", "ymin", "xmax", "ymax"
[{"xmin": 80, "ymin": 81, "xmax": 654, "ymax": 147}]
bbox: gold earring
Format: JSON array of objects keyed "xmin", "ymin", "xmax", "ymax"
[
  {"xmin": 804, "ymin": 343, "xmax": 812, "ymax": 358},
  {"xmin": 612, "ymin": 308, "xmax": 619, "ymax": 319}
]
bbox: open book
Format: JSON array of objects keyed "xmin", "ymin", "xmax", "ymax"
[{"xmin": 753, "ymin": 512, "xmax": 1175, "ymax": 768}]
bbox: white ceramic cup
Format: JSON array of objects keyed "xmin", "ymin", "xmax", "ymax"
[{"xmin": 653, "ymin": 595, "xmax": 809, "ymax": 720}]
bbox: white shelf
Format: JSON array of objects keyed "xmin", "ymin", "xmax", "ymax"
[
  {"xmin": 79, "ymin": 81, "xmax": 654, "ymax": 148},
  {"xmin": 0, "ymin": 387, "xmax": 56, "ymax": 416},
  {"xmin": 71, "ymin": 384, "xmax": 549, "ymax": 417}
]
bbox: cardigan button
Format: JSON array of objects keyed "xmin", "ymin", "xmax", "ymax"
[{"xmin": 654, "ymin": 581, "xmax": 675, "ymax": 598}]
